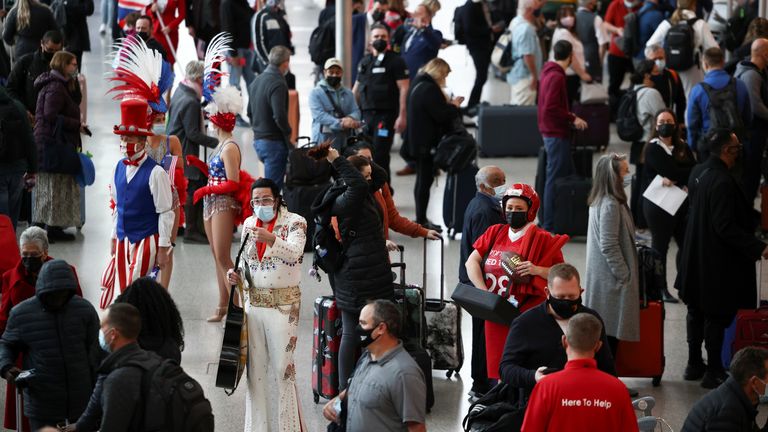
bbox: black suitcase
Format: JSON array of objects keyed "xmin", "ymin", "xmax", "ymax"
[
  {"xmin": 551, "ymin": 176, "xmax": 591, "ymax": 236},
  {"xmin": 311, "ymin": 296, "xmax": 343, "ymax": 403},
  {"xmin": 572, "ymin": 147, "xmax": 594, "ymax": 179},
  {"xmin": 477, "ymin": 105, "xmax": 543, "ymax": 157},
  {"xmin": 443, "ymin": 163, "xmax": 479, "ymax": 238},
  {"xmin": 284, "ymin": 183, "xmax": 330, "ymax": 252},
  {"xmin": 410, "ymin": 347, "xmax": 436, "ymax": 412},
  {"xmin": 572, "ymin": 102, "xmax": 610, "ymax": 151}
]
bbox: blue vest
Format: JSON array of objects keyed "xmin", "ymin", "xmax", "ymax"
[{"xmin": 115, "ymin": 159, "xmax": 159, "ymax": 243}]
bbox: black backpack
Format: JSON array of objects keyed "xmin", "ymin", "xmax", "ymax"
[
  {"xmin": 619, "ymin": 10, "xmax": 642, "ymax": 57},
  {"xmin": 701, "ymin": 78, "xmax": 744, "ymax": 139},
  {"xmin": 616, "ymin": 87, "xmax": 645, "ymax": 142},
  {"xmin": 310, "ymin": 185, "xmax": 344, "ymax": 274},
  {"xmin": 135, "ymin": 358, "xmax": 215, "ymax": 432},
  {"xmin": 308, "ymin": 16, "xmax": 336, "ymax": 66},
  {"xmin": 664, "ymin": 18, "xmax": 698, "ymax": 70},
  {"xmin": 453, "ymin": 4, "xmax": 468, "ymax": 45}
]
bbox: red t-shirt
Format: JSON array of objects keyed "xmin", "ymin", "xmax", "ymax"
[
  {"xmin": 521, "ymin": 358, "xmax": 639, "ymax": 432},
  {"xmin": 605, "ymin": 0, "xmax": 639, "ymax": 58}
]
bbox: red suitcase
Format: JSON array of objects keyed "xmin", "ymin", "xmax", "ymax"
[
  {"xmin": 614, "ymin": 300, "xmax": 665, "ymax": 386},
  {"xmin": 729, "ymin": 260, "xmax": 768, "ymax": 357},
  {"xmin": 312, "ymin": 296, "xmax": 342, "ymax": 403}
]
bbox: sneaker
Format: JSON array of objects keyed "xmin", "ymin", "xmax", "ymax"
[
  {"xmin": 417, "ymin": 219, "xmax": 443, "ymax": 232},
  {"xmin": 99, "ymin": 23, "xmax": 106, "ymax": 35},
  {"xmin": 684, "ymin": 362, "xmax": 706, "ymax": 381},
  {"xmin": 235, "ymin": 114, "xmax": 250, "ymax": 127},
  {"xmin": 701, "ymin": 369, "xmax": 727, "ymax": 389}
]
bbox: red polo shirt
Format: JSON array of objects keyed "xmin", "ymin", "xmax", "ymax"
[
  {"xmin": 605, "ymin": 0, "xmax": 640, "ymax": 57},
  {"xmin": 521, "ymin": 358, "xmax": 639, "ymax": 432}
]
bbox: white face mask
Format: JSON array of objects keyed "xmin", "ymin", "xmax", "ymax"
[
  {"xmin": 152, "ymin": 123, "xmax": 166, "ymax": 135},
  {"xmin": 492, "ymin": 184, "xmax": 507, "ymax": 199},
  {"xmin": 655, "ymin": 59, "xmax": 666, "ymax": 71},
  {"xmin": 622, "ymin": 175, "xmax": 632, "ymax": 189},
  {"xmin": 560, "ymin": 16, "xmax": 575, "ymax": 28},
  {"xmin": 255, "ymin": 205, "xmax": 276, "ymax": 222}
]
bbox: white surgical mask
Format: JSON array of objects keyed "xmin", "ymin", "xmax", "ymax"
[
  {"xmin": 560, "ymin": 16, "xmax": 575, "ymax": 28},
  {"xmin": 152, "ymin": 123, "xmax": 166, "ymax": 135},
  {"xmin": 655, "ymin": 59, "xmax": 666, "ymax": 71},
  {"xmin": 624, "ymin": 0, "xmax": 634, "ymax": 8},
  {"xmin": 492, "ymin": 184, "xmax": 507, "ymax": 200},
  {"xmin": 99, "ymin": 329, "xmax": 112, "ymax": 353},
  {"xmin": 623, "ymin": 175, "xmax": 632, "ymax": 188},
  {"xmin": 754, "ymin": 378, "xmax": 768, "ymax": 404},
  {"xmin": 255, "ymin": 205, "xmax": 276, "ymax": 222}
]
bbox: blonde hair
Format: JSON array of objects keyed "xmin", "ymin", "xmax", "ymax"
[
  {"xmin": 49, "ymin": 51, "xmax": 75, "ymax": 75},
  {"xmin": 419, "ymin": 57, "xmax": 451, "ymax": 86},
  {"xmin": 13, "ymin": 0, "xmax": 42, "ymax": 31},
  {"xmin": 670, "ymin": 0, "xmax": 695, "ymax": 25}
]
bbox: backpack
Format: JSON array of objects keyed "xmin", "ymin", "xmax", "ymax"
[
  {"xmin": 616, "ymin": 87, "xmax": 645, "ymax": 142},
  {"xmin": 701, "ymin": 78, "xmax": 744, "ymax": 140},
  {"xmin": 308, "ymin": 17, "xmax": 335, "ymax": 66},
  {"xmin": 136, "ymin": 358, "xmax": 215, "ymax": 432},
  {"xmin": 0, "ymin": 99, "xmax": 23, "ymax": 162},
  {"xmin": 453, "ymin": 4, "xmax": 468, "ymax": 45},
  {"xmin": 490, "ymin": 30, "xmax": 515, "ymax": 72},
  {"xmin": 311, "ymin": 185, "xmax": 344, "ymax": 274},
  {"xmin": 722, "ymin": 7, "xmax": 749, "ymax": 52},
  {"xmin": 50, "ymin": 0, "xmax": 67, "ymax": 28},
  {"xmin": 664, "ymin": 18, "xmax": 698, "ymax": 71},
  {"xmin": 619, "ymin": 10, "xmax": 643, "ymax": 57}
]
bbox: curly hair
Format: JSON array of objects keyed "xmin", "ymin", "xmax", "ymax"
[{"xmin": 115, "ymin": 277, "xmax": 185, "ymax": 352}]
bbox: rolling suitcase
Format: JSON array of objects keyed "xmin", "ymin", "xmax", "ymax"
[
  {"xmin": 311, "ymin": 296, "xmax": 343, "ymax": 403},
  {"xmin": 551, "ymin": 176, "xmax": 591, "ymax": 236},
  {"xmin": 392, "ymin": 246, "xmax": 435, "ymax": 412},
  {"xmin": 614, "ymin": 300, "xmax": 665, "ymax": 386},
  {"xmin": 443, "ymin": 163, "xmax": 479, "ymax": 239},
  {"xmin": 477, "ymin": 105, "xmax": 543, "ymax": 157},
  {"xmin": 723, "ymin": 259, "xmax": 768, "ymax": 368},
  {"xmin": 572, "ymin": 102, "xmax": 610, "ymax": 151},
  {"xmin": 572, "ymin": 147, "xmax": 594, "ymax": 179},
  {"xmin": 423, "ymin": 237, "xmax": 464, "ymax": 378}
]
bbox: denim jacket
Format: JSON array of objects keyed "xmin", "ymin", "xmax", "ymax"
[{"xmin": 309, "ymin": 80, "xmax": 361, "ymax": 145}]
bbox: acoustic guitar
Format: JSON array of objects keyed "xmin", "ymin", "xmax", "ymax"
[{"xmin": 215, "ymin": 233, "xmax": 250, "ymax": 394}]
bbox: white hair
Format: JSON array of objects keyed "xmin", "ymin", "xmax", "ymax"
[
  {"xmin": 19, "ymin": 226, "xmax": 49, "ymax": 252},
  {"xmin": 205, "ymin": 86, "xmax": 243, "ymax": 116},
  {"xmin": 518, "ymin": 0, "xmax": 536, "ymax": 16},
  {"xmin": 645, "ymin": 44, "xmax": 663, "ymax": 59},
  {"xmin": 475, "ymin": 165, "xmax": 501, "ymax": 188}
]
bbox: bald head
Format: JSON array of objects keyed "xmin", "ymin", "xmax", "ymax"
[
  {"xmin": 475, "ymin": 166, "xmax": 506, "ymax": 195},
  {"xmin": 751, "ymin": 38, "xmax": 768, "ymax": 69}
]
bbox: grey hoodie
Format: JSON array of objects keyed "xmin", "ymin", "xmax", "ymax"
[{"xmin": 734, "ymin": 60, "xmax": 768, "ymax": 124}]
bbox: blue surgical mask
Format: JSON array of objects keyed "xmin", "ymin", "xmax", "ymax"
[
  {"xmin": 623, "ymin": 175, "xmax": 632, "ymax": 189},
  {"xmin": 755, "ymin": 378, "xmax": 768, "ymax": 404},
  {"xmin": 99, "ymin": 328, "xmax": 112, "ymax": 353},
  {"xmin": 255, "ymin": 205, "xmax": 276, "ymax": 222},
  {"xmin": 492, "ymin": 184, "xmax": 507, "ymax": 200}
]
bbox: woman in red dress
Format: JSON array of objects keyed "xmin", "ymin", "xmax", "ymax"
[
  {"xmin": 464, "ymin": 184, "xmax": 569, "ymax": 381},
  {"xmin": 0, "ymin": 227, "xmax": 82, "ymax": 432},
  {"xmin": 145, "ymin": 0, "xmax": 186, "ymax": 65}
]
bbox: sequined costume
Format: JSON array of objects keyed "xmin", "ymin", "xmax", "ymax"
[{"xmin": 202, "ymin": 141, "xmax": 241, "ymax": 220}]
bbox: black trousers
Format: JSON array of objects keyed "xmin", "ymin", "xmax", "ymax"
[
  {"xmin": 643, "ymin": 197, "xmax": 687, "ymax": 273},
  {"xmin": 607, "ymin": 54, "xmax": 634, "ymax": 102},
  {"xmin": 467, "ymin": 43, "xmax": 492, "ymax": 109},
  {"xmin": 686, "ymin": 303, "xmax": 735, "ymax": 372},
  {"xmin": 743, "ymin": 133, "xmax": 766, "ymax": 200},
  {"xmin": 471, "ymin": 317, "xmax": 490, "ymax": 393},
  {"xmin": 630, "ymin": 160, "xmax": 647, "ymax": 229},
  {"xmin": 414, "ymin": 155, "xmax": 436, "ymax": 222},
  {"xmin": 185, "ymin": 177, "xmax": 207, "ymax": 235},
  {"xmin": 362, "ymin": 110, "xmax": 397, "ymax": 179}
]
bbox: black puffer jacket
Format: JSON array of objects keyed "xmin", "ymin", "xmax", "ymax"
[
  {"xmin": 0, "ymin": 259, "xmax": 100, "ymax": 422},
  {"xmin": 314, "ymin": 157, "xmax": 392, "ymax": 312},
  {"xmin": 681, "ymin": 377, "xmax": 760, "ymax": 431}
]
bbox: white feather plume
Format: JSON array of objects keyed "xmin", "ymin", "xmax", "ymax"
[
  {"xmin": 205, "ymin": 86, "xmax": 243, "ymax": 116},
  {"xmin": 203, "ymin": 32, "xmax": 233, "ymax": 101},
  {"xmin": 107, "ymin": 37, "xmax": 162, "ymax": 89}
]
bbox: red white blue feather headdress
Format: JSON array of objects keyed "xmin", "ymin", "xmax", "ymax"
[
  {"xmin": 107, "ymin": 36, "xmax": 174, "ymax": 115},
  {"xmin": 203, "ymin": 32, "xmax": 233, "ymax": 103}
]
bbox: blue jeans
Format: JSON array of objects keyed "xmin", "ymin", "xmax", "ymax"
[
  {"xmin": 0, "ymin": 171, "xmax": 24, "ymax": 230},
  {"xmin": 542, "ymin": 136, "xmax": 574, "ymax": 231},
  {"xmin": 253, "ymin": 139, "xmax": 289, "ymax": 191},
  {"xmin": 229, "ymin": 49, "xmax": 256, "ymax": 92}
]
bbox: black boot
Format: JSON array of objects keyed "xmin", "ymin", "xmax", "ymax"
[
  {"xmin": 662, "ymin": 286, "xmax": 679, "ymax": 303},
  {"xmin": 653, "ymin": 253, "xmax": 679, "ymax": 303}
]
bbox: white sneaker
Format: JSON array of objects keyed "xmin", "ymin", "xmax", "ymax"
[{"xmin": 99, "ymin": 24, "xmax": 106, "ymax": 35}]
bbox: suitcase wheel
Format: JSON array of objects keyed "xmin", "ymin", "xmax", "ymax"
[
  {"xmin": 445, "ymin": 370, "xmax": 453, "ymax": 379},
  {"xmin": 652, "ymin": 376, "xmax": 661, "ymax": 387},
  {"xmin": 313, "ymin": 392, "xmax": 320, "ymax": 404}
]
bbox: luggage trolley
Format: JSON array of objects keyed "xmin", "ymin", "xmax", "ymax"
[{"xmin": 634, "ymin": 396, "xmax": 674, "ymax": 432}]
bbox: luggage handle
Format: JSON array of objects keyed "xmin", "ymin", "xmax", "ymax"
[{"xmin": 422, "ymin": 237, "xmax": 445, "ymax": 306}]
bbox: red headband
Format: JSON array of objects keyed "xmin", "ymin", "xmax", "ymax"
[{"xmin": 210, "ymin": 112, "xmax": 236, "ymax": 133}]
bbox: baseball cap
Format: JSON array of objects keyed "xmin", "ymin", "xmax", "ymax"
[{"xmin": 324, "ymin": 58, "xmax": 343, "ymax": 70}]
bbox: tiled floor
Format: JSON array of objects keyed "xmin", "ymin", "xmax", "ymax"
[{"xmin": 2, "ymin": 0, "xmax": 762, "ymax": 430}]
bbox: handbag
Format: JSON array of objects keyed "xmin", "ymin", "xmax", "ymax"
[
  {"xmin": 451, "ymin": 282, "xmax": 520, "ymax": 325},
  {"xmin": 462, "ymin": 382, "xmax": 524, "ymax": 432},
  {"xmin": 580, "ymin": 82, "xmax": 609, "ymax": 105},
  {"xmin": 432, "ymin": 133, "xmax": 477, "ymax": 174},
  {"xmin": 45, "ymin": 117, "xmax": 81, "ymax": 175}
]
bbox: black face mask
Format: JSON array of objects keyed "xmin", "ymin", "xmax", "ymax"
[
  {"xmin": 355, "ymin": 323, "xmax": 378, "ymax": 347},
  {"xmin": 137, "ymin": 31, "xmax": 150, "ymax": 41},
  {"xmin": 22, "ymin": 256, "xmax": 44, "ymax": 274},
  {"xmin": 325, "ymin": 76, "xmax": 341, "ymax": 88},
  {"xmin": 372, "ymin": 39, "xmax": 388, "ymax": 53},
  {"xmin": 506, "ymin": 211, "xmax": 528, "ymax": 229},
  {"xmin": 548, "ymin": 296, "xmax": 582, "ymax": 319},
  {"xmin": 42, "ymin": 50, "xmax": 54, "ymax": 62},
  {"xmin": 657, "ymin": 123, "xmax": 675, "ymax": 138},
  {"xmin": 371, "ymin": 10, "xmax": 385, "ymax": 22}
]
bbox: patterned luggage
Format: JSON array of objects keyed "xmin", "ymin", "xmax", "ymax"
[
  {"xmin": 312, "ymin": 296, "xmax": 343, "ymax": 403},
  {"xmin": 424, "ymin": 237, "xmax": 464, "ymax": 378}
]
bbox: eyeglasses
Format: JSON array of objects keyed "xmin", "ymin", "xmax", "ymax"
[{"xmin": 251, "ymin": 197, "xmax": 275, "ymax": 206}]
